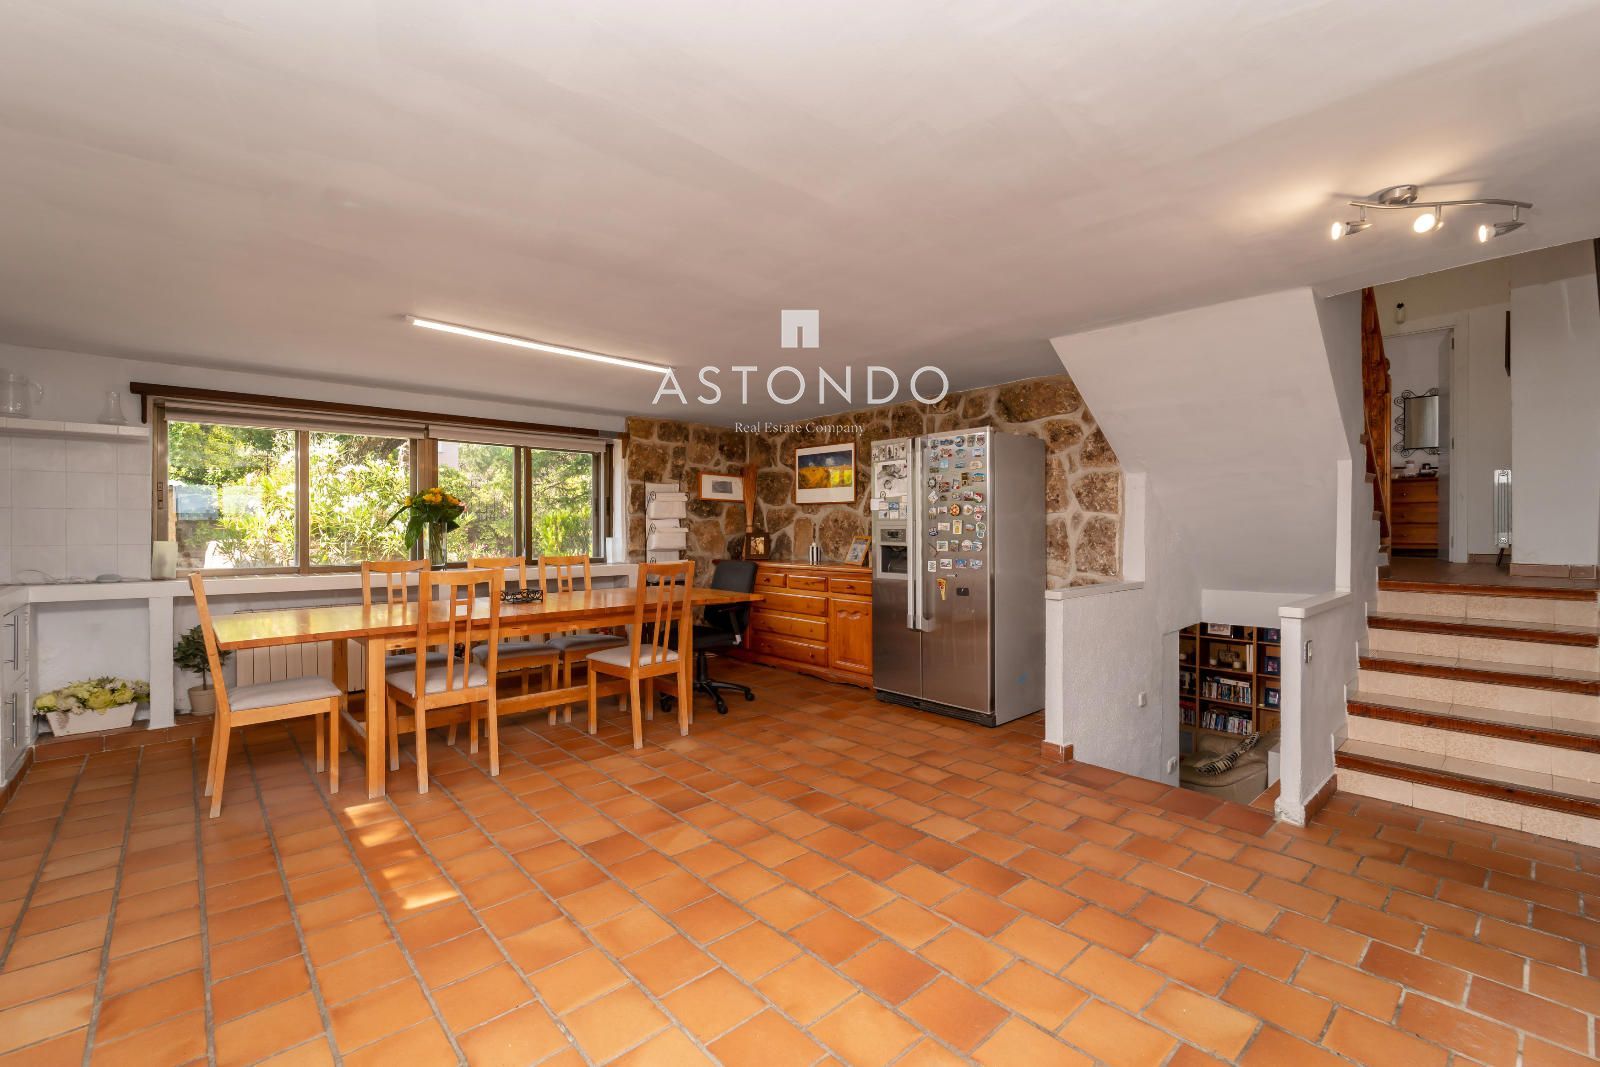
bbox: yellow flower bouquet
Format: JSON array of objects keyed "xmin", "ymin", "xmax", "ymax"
[
  {"xmin": 388, "ymin": 487, "xmax": 466, "ymax": 565},
  {"xmin": 35, "ymin": 676, "xmax": 151, "ymax": 736}
]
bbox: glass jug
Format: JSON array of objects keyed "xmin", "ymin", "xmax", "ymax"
[{"xmin": 0, "ymin": 371, "xmax": 43, "ymax": 418}]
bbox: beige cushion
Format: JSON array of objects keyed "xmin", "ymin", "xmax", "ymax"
[
  {"xmin": 548, "ymin": 632, "xmax": 626, "ymax": 652},
  {"xmin": 472, "ymin": 640, "xmax": 558, "ymax": 665},
  {"xmin": 586, "ymin": 645, "xmax": 678, "ymax": 669},
  {"xmin": 386, "ymin": 664, "xmax": 489, "ymax": 696},
  {"xmin": 230, "ymin": 675, "xmax": 341, "ymax": 711}
]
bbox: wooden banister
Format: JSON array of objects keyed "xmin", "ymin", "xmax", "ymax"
[{"xmin": 1360, "ymin": 287, "xmax": 1392, "ymax": 546}]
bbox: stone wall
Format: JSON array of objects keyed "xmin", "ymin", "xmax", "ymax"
[{"xmin": 625, "ymin": 372, "xmax": 1122, "ymax": 588}]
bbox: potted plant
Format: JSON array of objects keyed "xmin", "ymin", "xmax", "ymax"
[
  {"xmin": 389, "ymin": 487, "xmax": 466, "ymax": 566},
  {"xmin": 174, "ymin": 624, "xmax": 229, "ymax": 716},
  {"xmin": 34, "ymin": 678, "xmax": 151, "ymax": 736}
]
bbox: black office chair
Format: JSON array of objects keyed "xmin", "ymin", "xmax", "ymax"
[{"xmin": 662, "ymin": 559, "xmax": 757, "ymax": 715}]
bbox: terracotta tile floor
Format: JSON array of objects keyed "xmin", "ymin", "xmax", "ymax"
[{"xmin": 3, "ymin": 662, "xmax": 1600, "ymax": 1065}]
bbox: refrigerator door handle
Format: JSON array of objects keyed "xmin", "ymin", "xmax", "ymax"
[{"xmin": 906, "ymin": 442, "xmax": 921, "ymax": 632}]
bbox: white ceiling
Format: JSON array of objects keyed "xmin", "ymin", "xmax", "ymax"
[{"xmin": 2, "ymin": 1, "xmax": 1599, "ymax": 424}]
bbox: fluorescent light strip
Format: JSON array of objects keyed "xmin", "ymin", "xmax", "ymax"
[{"xmin": 407, "ymin": 316, "xmax": 667, "ymax": 374}]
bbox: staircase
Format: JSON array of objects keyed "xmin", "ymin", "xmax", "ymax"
[{"xmin": 1335, "ymin": 572, "xmax": 1600, "ymax": 845}]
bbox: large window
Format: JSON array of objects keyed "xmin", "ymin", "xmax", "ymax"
[
  {"xmin": 155, "ymin": 400, "xmax": 611, "ymax": 574},
  {"xmin": 168, "ymin": 422, "xmax": 297, "ymax": 571},
  {"xmin": 437, "ymin": 441, "xmax": 516, "ymax": 562},
  {"xmin": 309, "ymin": 433, "xmax": 411, "ymax": 566}
]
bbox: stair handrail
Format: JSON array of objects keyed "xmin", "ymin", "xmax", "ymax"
[{"xmin": 1360, "ymin": 287, "xmax": 1392, "ymax": 543}]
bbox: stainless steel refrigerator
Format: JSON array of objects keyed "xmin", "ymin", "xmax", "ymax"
[{"xmin": 870, "ymin": 427, "xmax": 1046, "ymax": 726}]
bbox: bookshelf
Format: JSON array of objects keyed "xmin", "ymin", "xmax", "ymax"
[{"xmin": 1179, "ymin": 623, "xmax": 1280, "ymax": 747}]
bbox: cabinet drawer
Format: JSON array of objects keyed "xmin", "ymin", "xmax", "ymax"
[
  {"xmin": 829, "ymin": 577, "xmax": 872, "ymax": 596},
  {"xmin": 750, "ymin": 610, "xmax": 828, "ymax": 642},
  {"xmin": 1391, "ymin": 479, "xmax": 1439, "ymax": 502},
  {"xmin": 761, "ymin": 591, "xmax": 828, "ymax": 616},
  {"xmin": 749, "ymin": 631, "xmax": 829, "ymax": 667},
  {"xmin": 755, "ymin": 571, "xmax": 787, "ymax": 590},
  {"xmin": 786, "ymin": 574, "xmax": 827, "ymax": 592},
  {"xmin": 1391, "ymin": 523, "xmax": 1439, "ymax": 547},
  {"xmin": 1392, "ymin": 502, "xmax": 1439, "ymax": 524}
]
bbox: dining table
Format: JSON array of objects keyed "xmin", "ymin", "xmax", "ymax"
[{"xmin": 211, "ymin": 584, "xmax": 764, "ymax": 798}]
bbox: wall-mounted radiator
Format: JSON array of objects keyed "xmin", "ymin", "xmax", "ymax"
[
  {"xmin": 234, "ymin": 640, "xmax": 366, "ymax": 692},
  {"xmin": 1494, "ymin": 469, "xmax": 1513, "ymax": 555}
]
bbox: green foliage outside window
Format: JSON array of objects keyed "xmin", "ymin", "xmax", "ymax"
[{"xmin": 168, "ymin": 421, "xmax": 597, "ymax": 570}]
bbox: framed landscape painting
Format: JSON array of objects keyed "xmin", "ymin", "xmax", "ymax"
[
  {"xmin": 698, "ymin": 471, "xmax": 743, "ymax": 502},
  {"xmin": 794, "ymin": 442, "xmax": 856, "ymax": 504}
]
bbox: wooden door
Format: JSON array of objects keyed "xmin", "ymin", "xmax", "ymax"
[{"xmin": 828, "ymin": 598, "xmax": 873, "ymax": 676}]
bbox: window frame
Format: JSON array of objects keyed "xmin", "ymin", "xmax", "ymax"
[{"xmin": 151, "ymin": 397, "xmax": 613, "ymax": 576}]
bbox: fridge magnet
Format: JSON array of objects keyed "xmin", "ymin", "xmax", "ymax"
[
  {"xmin": 940, "ymin": 558, "xmax": 953, "ymax": 569},
  {"xmin": 936, "ymin": 541, "xmax": 948, "ymax": 552},
  {"xmin": 794, "ymin": 442, "xmax": 856, "ymax": 504},
  {"xmin": 927, "ymin": 561, "xmax": 938, "ymax": 572}
]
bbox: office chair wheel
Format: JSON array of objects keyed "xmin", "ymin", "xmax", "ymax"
[
  {"xmin": 742, "ymin": 691, "xmax": 755, "ymax": 701},
  {"xmin": 714, "ymin": 696, "xmax": 729, "ymax": 715}
]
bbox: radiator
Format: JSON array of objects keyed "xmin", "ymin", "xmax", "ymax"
[
  {"xmin": 234, "ymin": 639, "xmax": 365, "ymax": 692},
  {"xmin": 1493, "ymin": 469, "xmax": 1513, "ymax": 550}
]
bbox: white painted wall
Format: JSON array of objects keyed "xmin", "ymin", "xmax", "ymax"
[
  {"xmin": 1050, "ymin": 289, "xmax": 1367, "ymax": 793},
  {"xmin": 1509, "ymin": 242, "xmax": 1600, "ymax": 568},
  {"xmin": 1378, "ymin": 261, "xmax": 1511, "ymax": 560},
  {"xmin": 1053, "ymin": 289, "xmax": 1352, "ymax": 597},
  {"xmin": 1046, "ymin": 474, "xmax": 1198, "ymax": 784}
]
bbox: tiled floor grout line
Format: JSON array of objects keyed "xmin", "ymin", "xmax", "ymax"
[
  {"xmin": 78, "ymin": 749, "xmax": 143, "ymax": 1067},
  {"xmin": 8, "ymin": 665, "xmax": 1600, "ymax": 1065},
  {"xmin": 240, "ymin": 733, "xmax": 347, "ymax": 1065},
  {"xmin": 437, "ymin": 707, "xmax": 1068, "ymax": 1060},
  {"xmin": 386, "ymin": 731, "xmax": 746, "ymax": 1065},
  {"xmin": 271, "ymin": 731, "xmax": 477, "ymax": 1065},
  {"xmin": 0, "ymin": 756, "xmax": 87, "ymax": 970},
  {"xmin": 188, "ymin": 738, "xmax": 220, "ymax": 1067}
]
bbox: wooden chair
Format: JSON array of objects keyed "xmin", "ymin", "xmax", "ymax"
[
  {"xmin": 385, "ymin": 569, "xmax": 504, "ymax": 792},
  {"xmin": 362, "ymin": 559, "xmax": 462, "ymax": 763},
  {"xmin": 542, "ymin": 555, "xmax": 626, "ymax": 688},
  {"xmin": 191, "ymin": 574, "xmax": 340, "ymax": 817},
  {"xmin": 361, "ymin": 560, "xmax": 447, "ymax": 672},
  {"xmin": 467, "ymin": 557, "xmax": 564, "ymax": 723},
  {"xmin": 586, "ymin": 560, "xmax": 695, "ymax": 749}
]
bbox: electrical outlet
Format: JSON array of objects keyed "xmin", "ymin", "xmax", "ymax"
[{"xmin": 1136, "ymin": 691, "xmax": 1147, "ymax": 708}]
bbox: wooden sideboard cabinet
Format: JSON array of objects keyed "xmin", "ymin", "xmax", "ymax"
[
  {"xmin": 1390, "ymin": 476, "xmax": 1440, "ymax": 553},
  {"xmin": 733, "ymin": 561, "xmax": 873, "ymax": 687}
]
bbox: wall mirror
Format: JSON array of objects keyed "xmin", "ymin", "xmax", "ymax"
[{"xmin": 1394, "ymin": 389, "xmax": 1441, "ymax": 455}]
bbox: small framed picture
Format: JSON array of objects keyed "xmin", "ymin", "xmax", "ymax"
[
  {"xmin": 742, "ymin": 531, "xmax": 770, "ymax": 561},
  {"xmin": 844, "ymin": 534, "xmax": 871, "ymax": 567},
  {"xmin": 1205, "ymin": 623, "xmax": 1233, "ymax": 637},
  {"xmin": 794, "ymin": 442, "xmax": 857, "ymax": 504},
  {"xmin": 698, "ymin": 472, "xmax": 743, "ymax": 502}
]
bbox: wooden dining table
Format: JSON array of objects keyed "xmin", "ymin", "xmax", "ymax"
[{"xmin": 211, "ymin": 585, "xmax": 763, "ymax": 798}]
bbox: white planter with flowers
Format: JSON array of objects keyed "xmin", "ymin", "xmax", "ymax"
[{"xmin": 34, "ymin": 678, "xmax": 151, "ymax": 736}]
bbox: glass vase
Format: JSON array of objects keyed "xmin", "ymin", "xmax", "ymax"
[{"xmin": 427, "ymin": 522, "xmax": 449, "ymax": 568}]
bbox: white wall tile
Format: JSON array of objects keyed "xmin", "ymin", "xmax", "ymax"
[
  {"xmin": 116, "ymin": 441, "xmax": 152, "ymax": 475},
  {"xmin": 66, "ymin": 544, "xmax": 119, "ymax": 579},
  {"xmin": 10, "ymin": 437, "xmax": 65, "ymax": 472},
  {"xmin": 117, "ymin": 508, "xmax": 151, "ymax": 546},
  {"xmin": 117, "ymin": 474, "xmax": 147, "ymax": 510},
  {"xmin": 65, "ymin": 508, "xmax": 118, "ymax": 545},
  {"xmin": 12, "ymin": 507, "xmax": 65, "ymax": 547},
  {"xmin": 117, "ymin": 544, "xmax": 152, "ymax": 579},
  {"xmin": 65, "ymin": 471, "xmax": 118, "ymax": 510},
  {"xmin": 66, "ymin": 440, "xmax": 117, "ymax": 473},
  {"xmin": 10, "ymin": 546, "xmax": 65, "ymax": 580},
  {"xmin": 12, "ymin": 469, "xmax": 66, "ymax": 508}
]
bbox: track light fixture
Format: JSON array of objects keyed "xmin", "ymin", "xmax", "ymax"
[
  {"xmin": 1477, "ymin": 206, "xmax": 1525, "ymax": 243},
  {"xmin": 1331, "ymin": 208, "xmax": 1371, "ymax": 240},
  {"xmin": 1327, "ymin": 185, "xmax": 1530, "ymax": 241}
]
